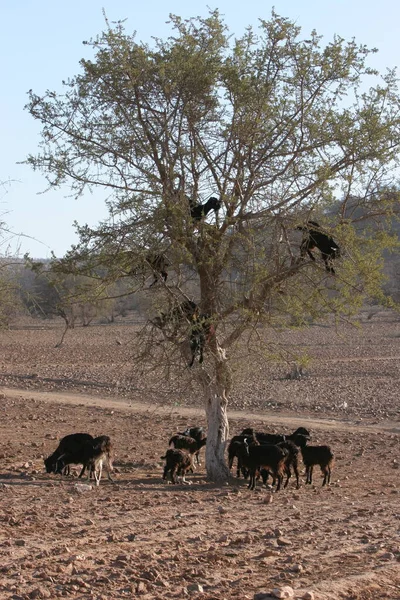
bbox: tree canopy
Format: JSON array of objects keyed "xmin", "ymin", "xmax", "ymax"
[{"xmin": 26, "ymin": 10, "xmax": 400, "ymax": 481}]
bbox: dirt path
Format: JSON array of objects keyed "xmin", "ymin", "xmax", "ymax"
[{"xmin": 2, "ymin": 386, "xmax": 398, "ymax": 435}]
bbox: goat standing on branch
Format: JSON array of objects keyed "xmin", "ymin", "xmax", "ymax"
[
  {"xmin": 190, "ymin": 197, "xmax": 222, "ymax": 221},
  {"xmin": 297, "ymin": 221, "xmax": 340, "ymax": 274},
  {"xmin": 153, "ymin": 300, "xmax": 215, "ymax": 368}
]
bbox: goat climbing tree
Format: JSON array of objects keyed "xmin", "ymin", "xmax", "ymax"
[{"xmin": 26, "ymin": 10, "xmax": 400, "ymax": 482}]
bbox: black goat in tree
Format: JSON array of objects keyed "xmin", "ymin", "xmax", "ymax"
[
  {"xmin": 297, "ymin": 221, "xmax": 340, "ymax": 274},
  {"xmin": 153, "ymin": 300, "xmax": 214, "ymax": 367},
  {"xmin": 126, "ymin": 252, "xmax": 169, "ymax": 287},
  {"xmin": 145, "ymin": 253, "xmax": 169, "ymax": 287},
  {"xmin": 190, "ymin": 197, "xmax": 222, "ymax": 221},
  {"xmin": 188, "ymin": 309, "xmax": 214, "ymax": 367}
]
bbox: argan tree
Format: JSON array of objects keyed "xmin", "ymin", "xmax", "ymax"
[{"xmin": 26, "ymin": 11, "xmax": 400, "ymax": 481}]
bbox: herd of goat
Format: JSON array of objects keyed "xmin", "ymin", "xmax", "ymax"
[
  {"xmin": 43, "ymin": 425, "xmax": 334, "ymax": 490},
  {"xmin": 41, "ymin": 203, "xmax": 339, "ymax": 488}
]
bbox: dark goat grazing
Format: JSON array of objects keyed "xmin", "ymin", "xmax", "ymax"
[
  {"xmin": 169, "ymin": 434, "xmax": 207, "ymax": 467},
  {"xmin": 301, "ymin": 444, "xmax": 334, "ymax": 486},
  {"xmin": 190, "ymin": 197, "xmax": 222, "ymax": 221},
  {"xmin": 297, "ymin": 221, "xmax": 340, "ymax": 274},
  {"xmin": 235, "ymin": 441, "xmax": 287, "ymax": 491},
  {"xmin": 55, "ymin": 435, "xmax": 114, "ymax": 485},
  {"xmin": 44, "ymin": 433, "xmax": 94, "ymax": 476},
  {"xmin": 161, "ymin": 449, "xmax": 194, "ymax": 484}
]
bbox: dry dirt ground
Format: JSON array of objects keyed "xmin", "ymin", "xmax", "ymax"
[{"xmin": 0, "ymin": 312, "xmax": 399, "ymax": 600}]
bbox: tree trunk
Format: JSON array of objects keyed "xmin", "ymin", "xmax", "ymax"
[{"xmin": 199, "ymin": 347, "xmax": 231, "ymax": 483}]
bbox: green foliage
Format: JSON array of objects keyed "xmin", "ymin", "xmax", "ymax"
[{"xmin": 25, "ymin": 9, "xmax": 400, "ymax": 357}]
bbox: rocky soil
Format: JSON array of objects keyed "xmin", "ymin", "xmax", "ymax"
[{"xmin": 0, "ymin": 311, "xmax": 399, "ymax": 599}]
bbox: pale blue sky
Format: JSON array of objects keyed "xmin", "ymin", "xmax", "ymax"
[{"xmin": 1, "ymin": 0, "xmax": 399, "ymax": 258}]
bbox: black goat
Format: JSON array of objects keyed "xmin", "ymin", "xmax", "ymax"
[
  {"xmin": 146, "ymin": 253, "xmax": 169, "ymax": 287},
  {"xmin": 301, "ymin": 444, "xmax": 334, "ymax": 486},
  {"xmin": 180, "ymin": 426, "xmax": 205, "ymax": 441},
  {"xmin": 161, "ymin": 449, "xmax": 194, "ymax": 484},
  {"xmin": 286, "ymin": 433, "xmax": 310, "ymax": 449},
  {"xmin": 235, "ymin": 441, "xmax": 288, "ymax": 491},
  {"xmin": 128, "ymin": 252, "xmax": 169, "ymax": 287},
  {"xmin": 44, "ymin": 433, "xmax": 94, "ymax": 476},
  {"xmin": 152, "ymin": 300, "xmax": 198, "ymax": 330},
  {"xmin": 290, "ymin": 427, "xmax": 311, "ymax": 438},
  {"xmin": 189, "ymin": 312, "xmax": 214, "ymax": 367},
  {"xmin": 169, "ymin": 434, "xmax": 207, "ymax": 467},
  {"xmin": 228, "ymin": 432, "xmax": 259, "ymax": 478},
  {"xmin": 153, "ymin": 300, "xmax": 214, "ymax": 367},
  {"xmin": 297, "ymin": 221, "xmax": 340, "ymax": 274},
  {"xmin": 55, "ymin": 435, "xmax": 114, "ymax": 485},
  {"xmin": 261, "ymin": 440, "xmax": 301, "ymax": 489},
  {"xmin": 240, "ymin": 428, "xmax": 285, "ymax": 446},
  {"xmin": 190, "ymin": 197, "xmax": 222, "ymax": 221},
  {"xmin": 241, "ymin": 427, "xmax": 311, "ymax": 447}
]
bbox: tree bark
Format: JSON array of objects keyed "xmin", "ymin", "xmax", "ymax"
[{"xmin": 199, "ymin": 346, "xmax": 231, "ymax": 483}]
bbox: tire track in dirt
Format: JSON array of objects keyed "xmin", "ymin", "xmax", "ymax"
[{"xmin": 2, "ymin": 386, "xmax": 399, "ymax": 435}]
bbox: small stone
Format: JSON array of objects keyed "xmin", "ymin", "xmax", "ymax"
[
  {"xmin": 290, "ymin": 564, "xmax": 304, "ymax": 573},
  {"xmin": 62, "ymin": 563, "xmax": 74, "ymax": 575},
  {"xmin": 74, "ymin": 483, "xmax": 93, "ymax": 493},
  {"xmin": 187, "ymin": 583, "xmax": 204, "ymax": 593},
  {"xmin": 136, "ymin": 581, "xmax": 147, "ymax": 593},
  {"xmin": 15, "ymin": 539, "xmax": 26, "ymax": 547},
  {"xmin": 276, "ymin": 538, "xmax": 292, "ymax": 547},
  {"xmin": 69, "ymin": 554, "xmax": 85, "ymax": 562},
  {"xmin": 260, "ymin": 549, "xmax": 280, "ymax": 558},
  {"xmin": 29, "ymin": 589, "xmax": 51, "ymax": 600},
  {"xmin": 301, "ymin": 592, "xmax": 315, "ymax": 600},
  {"xmin": 271, "ymin": 586, "xmax": 294, "ymax": 598},
  {"xmin": 116, "ymin": 553, "xmax": 130, "ymax": 562},
  {"xmin": 380, "ymin": 552, "xmax": 394, "ymax": 560}
]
